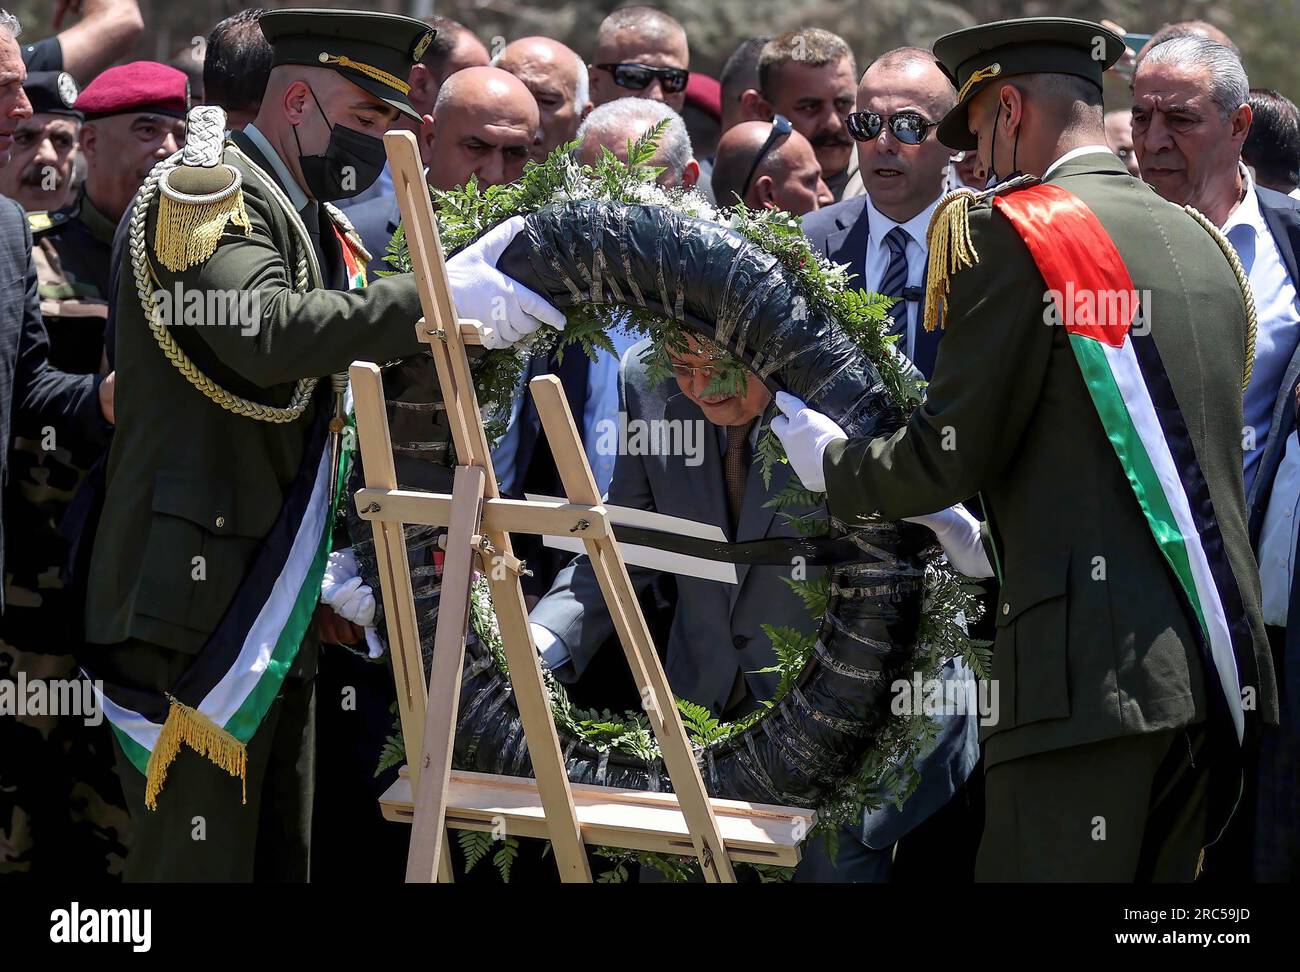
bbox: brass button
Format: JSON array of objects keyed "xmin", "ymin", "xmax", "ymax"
[
  {"xmin": 1001, "ymin": 602, "xmax": 1010, "ymax": 616},
  {"xmin": 215, "ymin": 514, "xmax": 227, "ymax": 529}
]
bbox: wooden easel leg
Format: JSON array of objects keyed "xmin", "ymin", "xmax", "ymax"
[
  {"xmin": 405, "ymin": 465, "xmax": 485, "ymax": 883},
  {"xmin": 482, "ymin": 556, "xmax": 593, "ymax": 881},
  {"xmin": 350, "ymin": 363, "xmax": 429, "ymax": 786},
  {"xmin": 528, "ymin": 375, "xmax": 738, "ymax": 882}
]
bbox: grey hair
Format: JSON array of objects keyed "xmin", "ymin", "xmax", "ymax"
[
  {"xmin": 490, "ymin": 44, "xmax": 589, "ymax": 114},
  {"xmin": 0, "ymin": 8, "xmax": 21, "ymax": 39},
  {"xmin": 1140, "ymin": 35, "xmax": 1249, "ymax": 118},
  {"xmin": 575, "ymin": 97, "xmax": 693, "ymax": 178}
]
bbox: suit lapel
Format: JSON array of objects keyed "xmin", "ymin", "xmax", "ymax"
[{"xmin": 825, "ymin": 199, "xmax": 870, "ymax": 292}]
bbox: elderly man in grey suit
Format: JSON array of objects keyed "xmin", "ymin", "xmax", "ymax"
[{"xmin": 529, "ymin": 337, "xmax": 984, "ymax": 881}]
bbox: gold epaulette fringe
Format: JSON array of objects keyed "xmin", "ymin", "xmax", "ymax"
[
  {"xmin": 153, "ymin": 187, "xmax": 251, "ymax": 273},
  {"xmin": 922, "ymin": 188, "xmax": 980, "ymax": 334},
  {"xmin": 144, "ymin": 696, "xmax": 247, "ymax": 810}
]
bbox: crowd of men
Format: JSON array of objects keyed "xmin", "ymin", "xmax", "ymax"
[{"xmin": 0, "ymin": 2, "xmax": 1298, "ymax": 885}]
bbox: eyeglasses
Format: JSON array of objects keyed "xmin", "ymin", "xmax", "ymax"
[
  {"xmin": 845, "ymin": 110, "xmax": 936, "ymax": 145},
  {"xmin": 669, "ymin": 361, "xmax": 723, "ymax": 380},
  {"xmin": 740, "ymin": 114, "xmax": 793, "ymax": 198},
  {"xmin": 596, "ymin": 62, "xmax": 690, "ymax": 95}
]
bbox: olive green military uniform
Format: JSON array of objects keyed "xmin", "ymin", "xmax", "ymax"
[
  {"xmin": 83, "ymin": 10, "xmax": 437, "ymax": 882},
  {"xmin": 821, "ymin": 19, "xmax": 1280, "ymax": 881}
]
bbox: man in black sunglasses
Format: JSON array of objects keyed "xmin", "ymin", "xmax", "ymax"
[
  {"xmin": 588, "ymin": 6, "xmax": 689, "ymax": 113},
  {"xmin": 803, "ymin": 48, "xmax": 957, "ymax": 379}
]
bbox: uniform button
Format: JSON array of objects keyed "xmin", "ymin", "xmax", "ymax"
[
  {"xmin": 732, "ymin": 635, "xmax": 748, "ymax": 648},
  {"xmin": 214, "ymin": 514, "xmax": 227, "ymax": 529},
  {"xmin": 1002, "ymin": 602, "xmax": 1010, "ymax": 616}
]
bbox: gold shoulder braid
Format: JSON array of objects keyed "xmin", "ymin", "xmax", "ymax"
[
  {"xmin": 922, "ymin": 174, "xmax": 1038, "ymax": 334},
  {"xmin": 129, "ymin": 105, "xmax": 319, "ymax": 423},
  {"xmin": 153, "ymin": 105, "xmax": 251, "ymax": 272},
  {"xmin": 1183, "ymin": 204, "xmax": 1257, "ymax": 392}
]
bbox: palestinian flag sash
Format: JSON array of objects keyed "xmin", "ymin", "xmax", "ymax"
[
  {"xmin": 993, "ymin": 183, "xmax": 1250, "ymax": 742},
  {"xmin": 89, "ymin": 403, "xmax": 352, "ymax": 808},
  {"xmin": 90, "ymin": 221, "xmax": 366, "ymax": 809}
]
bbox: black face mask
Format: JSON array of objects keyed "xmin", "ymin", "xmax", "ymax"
[{"xmin": 292, "ymin": 87, "xmax": 387, "ymax": 201}]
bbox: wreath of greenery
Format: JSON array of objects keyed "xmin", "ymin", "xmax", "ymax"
[{"xmin": 376, "ymin": 122, "xmax": 989, "ymax": 882}]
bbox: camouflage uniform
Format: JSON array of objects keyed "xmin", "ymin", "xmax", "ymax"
[{"xmin": 0, "ymin": 193, "xmax": 127, "ymax": 880}]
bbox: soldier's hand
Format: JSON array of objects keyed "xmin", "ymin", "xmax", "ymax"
[
  {"xmin": 98, "ymin": 370, "xmax": 116, "ymax": 424},
  {"xmin": 446, "ymin": 215, "xmax": 565, "ymax": 349},
  {"xmin": 771, "ymin": 391, "xmax": 846, "ymax": 494},
  {"xmin": 312, "ymin": 603, "xmax": 364, "ymax": 646}
]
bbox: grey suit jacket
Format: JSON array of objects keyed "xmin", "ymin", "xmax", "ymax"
[
  {"xmin": 530, "ymin": 340, "xmax": 818, "ymax": 714},
  {"xmin": 530, "ymin": 339, "xmax": 979, "ymax": 851}
]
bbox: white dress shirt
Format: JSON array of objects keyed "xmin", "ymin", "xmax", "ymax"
[{"xmin": 862, "ymin": 193, "xmax": 942, "ymax": 362}]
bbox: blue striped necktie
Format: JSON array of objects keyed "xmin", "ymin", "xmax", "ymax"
[{"xmin": 880, "ymin": 225, "xmax": 911, "ymax": 336}]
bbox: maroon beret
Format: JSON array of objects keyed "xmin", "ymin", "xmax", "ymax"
[
  {"xmin": 685, "ymin": 72, "xmax": 721, "ymax": 121},
  {"xmin": 75, "ymin": 61, "xmax": 190, "ymax": 120}
]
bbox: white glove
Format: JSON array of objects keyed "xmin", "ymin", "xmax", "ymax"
[
  {"xmin": 904, "ymin": 506, "xmax": 994, "ymax": 578},
  {"xmin": 321, "ymin": 549, "xmax": 377, "ymax": 626},
  {"xmin": 445, "ymin": 215, "xmax": 565, "ymax": 349},
  {"xmin": 770, "ymin": 391, "xmax": 846, "ymax": 493}
]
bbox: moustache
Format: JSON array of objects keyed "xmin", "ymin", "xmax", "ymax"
[
  {"xmin": 811, "ymin": 132, "xmax": 853, "ymax": 149},
  {"xmin": 20, "ymin": 166, "xmax": 64, "ymax": 188}
]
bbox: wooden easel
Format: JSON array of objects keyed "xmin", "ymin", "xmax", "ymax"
[{"xmin": 350, "ymin": 131, "xmax": 813, "ymax": 883}]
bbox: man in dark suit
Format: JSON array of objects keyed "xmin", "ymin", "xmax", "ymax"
[
  {"xmin": 1135, "ymin": 35, "xmax": 1300, "ymax": 882},
  {"xmin": 0, "ymin": 12, "xmax": 118, "ymax": 876},
  {"xmin": 530, "ymin": 338, "xmax": 982, "ymax": 881},
  {"xmin": 776, "ymin": 18, "xmax": 1279, "ymax": 881},
  {"xmin": 801, "ymin": 48, "xmax": 957, "ymax": 380}
]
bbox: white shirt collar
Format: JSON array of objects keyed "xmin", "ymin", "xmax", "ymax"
[
  {"xmin": 1043, "ymin": 144, "xmax": 1117, "ymax": 179},
  {"xmin": 864, "ymin": 189, "xmax": 944, "ymax": 251},
  {"xmin": 242, "ymin": 122, "xmax": 310, "ymax": 213},
  {"xmin": 1222, "ymin": 162, "xmax": 1263, "ymax": 239}
]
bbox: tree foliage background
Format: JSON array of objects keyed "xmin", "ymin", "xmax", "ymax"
[{"xmin": 9, "ymin": 0, "xmax": 1300, "ymax": 111}]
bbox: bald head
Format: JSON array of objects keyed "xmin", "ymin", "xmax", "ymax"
[
  {"xmin": 495, "ymin": 36, "xmax": 590, "ymax": 161},
  {"xmin": 421, "ymin": 66, "xmax": 539, "ymax": 191},
  {"xmin": 589, "ymin": 6, "xmax": 690, "ymax": 111},
  {"xmin": 712, "ymin": 121, "xmax": 830, "ymax": 215}
]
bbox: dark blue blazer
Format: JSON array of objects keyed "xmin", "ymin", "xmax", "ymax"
[
  {"xmin": 800, "ymin": 195, "xmax": 943, "ymax": 379},
  {"xmin": 1241, "ymin": 185, "xmax": 1300, "ymax": 880},
  {"xmin": 0, "ymin": 196, "xmax": 107, "ymax": 609},
  {"xmin": 1245, "ymin": 186, "xmax": 1300, "ymax": 549}
]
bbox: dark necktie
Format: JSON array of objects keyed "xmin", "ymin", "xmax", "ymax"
[
  {"xmin": 880, "ymin": 225, "xmax": 911, "ymax": 336},
  {"xmin": 724, "ymin": 419, "xmax": 756, "ymax": 532}
]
